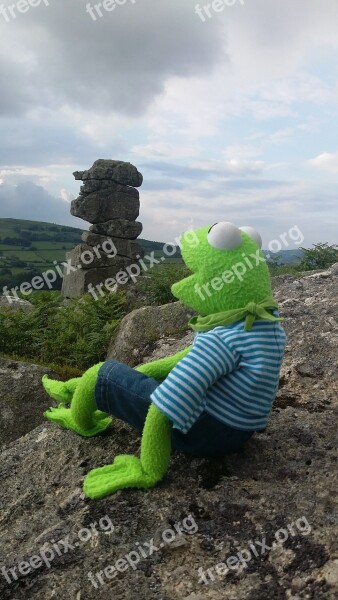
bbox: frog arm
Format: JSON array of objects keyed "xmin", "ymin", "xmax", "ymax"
[{"xmin": 134, "ymin": 345, "xmax": 192, "ymax": 380}]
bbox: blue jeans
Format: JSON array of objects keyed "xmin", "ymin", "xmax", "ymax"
[{"xmin": 95, "ymin": 359, "xmax": 255, "ymax": 458}]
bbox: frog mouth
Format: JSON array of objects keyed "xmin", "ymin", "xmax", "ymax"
[{"xmin": 171, "ymin": 271, "xmax": 196, "ymax": 298}]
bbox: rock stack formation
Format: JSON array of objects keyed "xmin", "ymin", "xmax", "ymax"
[{"xmin": 62, "ymin": 159, "xmax": 144, "ymax": 298}]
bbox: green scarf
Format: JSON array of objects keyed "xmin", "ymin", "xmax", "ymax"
[{"xmin": 189, "ymin": 296, "xmax": 283, "ymax": 333}]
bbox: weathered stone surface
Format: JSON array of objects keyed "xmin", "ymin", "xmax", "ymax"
[
  {"xmin": 61, "ymin": 260, "xmax": 133, "ymax": 298},
  {"xmin": 0, "ymin": 359, "xmax": 59, "ymax": 448},
  {"xmin": 107, "ymin": 302, "xmax": 196, "ymax": 367},
  {"xmin": 0, "ymin": 408, "xmax": 336, "ymax": 598},
  {"xmin": 81, "ymin": 231, "xmax": 144, "ymax": 260},
  {"xmin": 303, "ymin": 261, "xmax": 338, "ymax": 279},
  {"xmin": 0, "ymin": 296, "xmax": 33, "ymax": 312},
  {"xmin": 63, "ymin": 244, "xmax": 120, "ymax": 270},
  {"xmin": 73, "ymin": 159, "xmax": 143, "ymax": 187},
  {"xmin": 70, "ymin": 186, "xmax": 140, "ymax": 224},
  {"xmin": 64, "ymin": 160, "xmax": 143, "ymax": 298},
  {"xmin": 90, "ymin": 219, "xmax": 143, "ymax": 239},
  {"xmin": 0, "ymin": 267, "xmax": 338, "ymax": 599},
  {"xmin": 79, "ymin": 179, "xmax": 118, "ymax": 196},
  {"xmin": 79, "ymin": 179, "xmax": 142, "ymax": 197},
  {"xmin": 142, "ymin": 331, "xmax": 195, "ymax": 365},
  {"xmin": 271, "ymin": 268, "xmax": 338, "ymax": 413}
]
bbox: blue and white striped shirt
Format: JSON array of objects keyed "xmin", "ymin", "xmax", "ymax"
[{"xmin": 150, "ymin": 317, "xmax": 286, "ymax": 433}]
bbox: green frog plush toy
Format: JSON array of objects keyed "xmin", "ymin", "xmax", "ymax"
[{"xmin": 42, "ymin": 222, "xmax": 285, "ymax": 500}]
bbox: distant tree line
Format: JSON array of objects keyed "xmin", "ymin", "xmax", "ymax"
[
  {"xmin": 12, "ymin": 224, "xmax": 81, "ymax": 234},
  {"xmin": 1, "ymin": 237, "xmax": 33, "ymax": 247},
  {"xmin": 0, "ymin": 231, "xmax": 81, "ymax": 245}
]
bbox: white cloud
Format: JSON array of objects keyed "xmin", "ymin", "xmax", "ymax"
[
  {"xmin": 131, "ymin": 140, "xmax": 199, "ymax": 160},
  {"xmin": 0, "ymin": 166, "xmax": 54, "ymax": 185},
  {"xmin": 60, "ymin": 189, "xmax": 74, "ymax": 203},
  {"xmin": 308, "ymin": 152, "xmax": 338, "ymax": 173},
  {"xmin": 190, "ymin": 158, "xmax": 265, "ymax": 176}
]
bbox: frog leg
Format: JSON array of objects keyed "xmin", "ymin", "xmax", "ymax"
[
  {"xmin": 42, "ymin": 375, "xmax": 81, "ymax": 404},
  {"xmin": 43, "ymin": 363, "xmax": 112, "ymax": 437},
  {"xmin": 83, "ymin": 404, "xmax": 171, "ymax": 500}
]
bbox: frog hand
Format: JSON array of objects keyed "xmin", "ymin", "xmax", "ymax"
[{"xmin": 83, "ymin": 455, "xmax": 156, "ymax": 500}]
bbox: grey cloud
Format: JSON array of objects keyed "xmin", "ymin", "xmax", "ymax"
[
  {"xmin": 0, "ymin": 115, "xmax": 126, "ymax": 166},
  {"xmin": 0, "ymin": 60, "xmax": 34, "ymax": 117},
  {"xmin": 0, "ymin": 0, "xmax": 226, "ymax": 118},
  {"xmin": 0, "ymin": 182, "xmax": 80, "ymax": 226}
]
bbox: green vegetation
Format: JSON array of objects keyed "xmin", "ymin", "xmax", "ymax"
[
  {"xmin": 266, "ymin": 257, "xmax": 303, "ymax": 276},
  {"xmin": 267, "ymin": 242, "xmax": 338, "ymax": 276},
  {"xmin": 0, "ymin": 291, "xmax": 126, "ymax": 373},
  {"xmin": 298, "ymin": 242, "xmax": 338, "ymax": 271},
  {"xmin": 0, "ymin": 265, "xmax": 189, "ymax": 371},
  {"xmin": 266, "ymin": 243, "xmax": 338, "ymax": 276},
  {"xmin": 137, "ymin": 263, "xmax": 190, "ymax": 306}
]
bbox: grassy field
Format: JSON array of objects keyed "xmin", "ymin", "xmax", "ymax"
[{"xmin": 0, "ymin": 219, "xmax": 82, "ymax": 264}]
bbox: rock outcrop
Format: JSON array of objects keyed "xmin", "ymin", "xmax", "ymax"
[
  {"xmin": 0, "ymin": 359, "xmax": 59, "ymax": 448},
  {"xmin": 271, "ymin": 266, "xmax": 338, "ymax": 413},
  {"xmin": 62, "ymin": 160, "xmax": 144, "ymax": 298},
  {"xmin": 0, "ymin": 267, "xmax": 337, "ymax": 599},
  {"xmin": 107, "ymin": 301, "xmax": 196, "ymax": 367},
  {"xmin": 0, "ymin": 296, "xmax": 33, "ymax": 312}
]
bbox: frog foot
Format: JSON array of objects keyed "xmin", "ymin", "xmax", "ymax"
[
  {"xmin": 83, "ymin": 455, "xmax": 156, "ymax": 500},
  {"xmin": 42, "ymin": 375, "xmax": 79, "ymax": 404},
  {"xmin": 44, "ymin": 405, "xmax": 112, "ymax": 438}
]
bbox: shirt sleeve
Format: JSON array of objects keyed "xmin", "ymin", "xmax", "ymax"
[{"xmin": 150, "ymin": 330, "xmax": 238, "ymax": 433}]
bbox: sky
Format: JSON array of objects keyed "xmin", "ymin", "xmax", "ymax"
[{"xmin": 0, "ymin": 0, "xmax": 337, "ymax": 248}]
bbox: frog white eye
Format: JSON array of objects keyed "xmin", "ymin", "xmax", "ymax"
[
  {"xmin": 207, "ymin": 222, "xmax": 242, "ymax": 250},
  {"xmin": 239, "ymin": 226, "xmax": 262, "ymax": 249}
]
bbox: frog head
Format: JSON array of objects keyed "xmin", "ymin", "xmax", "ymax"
[{"xmin": 171, "ymin": 222, "xmax": 272, "ymax": 316}]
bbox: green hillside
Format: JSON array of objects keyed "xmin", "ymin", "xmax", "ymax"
[{"xmin": 0, "ymin": 218, "xmax": 181, "ymax": 292}]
